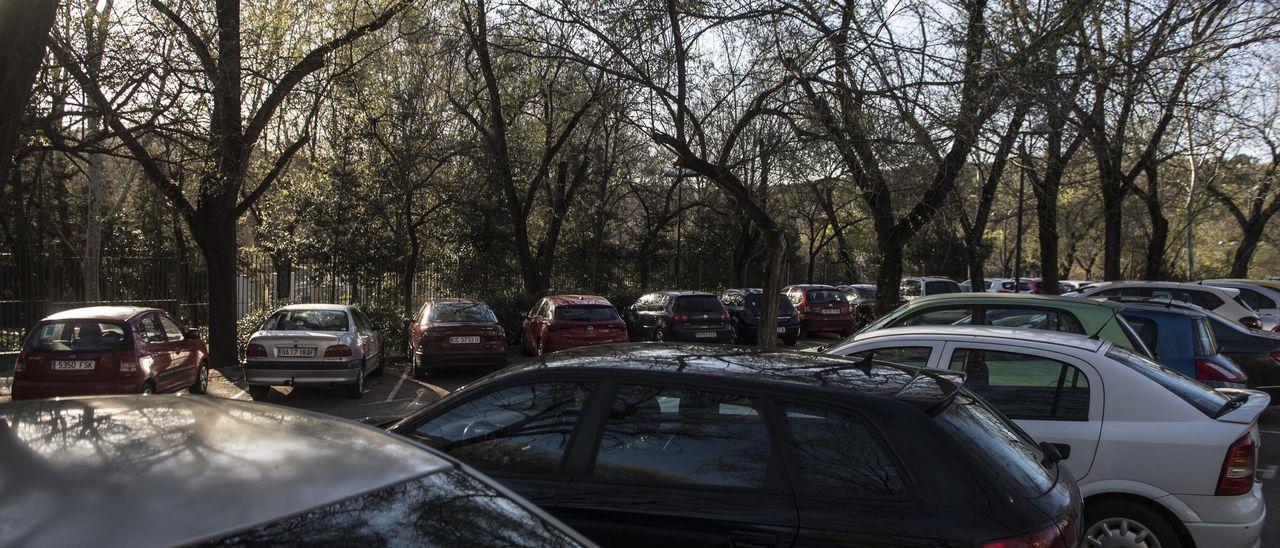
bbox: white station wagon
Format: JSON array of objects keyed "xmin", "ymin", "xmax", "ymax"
[{"xmin": 826, "ymin": 326, "xmax": 1268, "ymax": 548}]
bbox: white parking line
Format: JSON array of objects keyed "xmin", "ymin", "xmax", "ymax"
[
  {"xmin": 231, "ymin": 389, "xmax": 250, "ymax": 401},
  {"xmin": 1261, "ymin": 430, "xmax": 1280, "ymax": 436},
  {"xmin": 1258, "ymin": 465, "xmax": 1277, "ymax": 481},
  {"xmin": 384, "ymin": 371, "xmax": 408, "ymax": 403}
]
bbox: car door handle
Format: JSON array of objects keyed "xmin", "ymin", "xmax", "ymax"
[{"xmin": 729, "ymin": 531, "xmax": 777, "ymax": 548}]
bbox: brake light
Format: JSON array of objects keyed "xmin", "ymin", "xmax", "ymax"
[
  {"xmin": 1242, "ymin": 317, "xmax": 1262, "ymax": 330},
  {"xmin": 1270, "ymin": 350, "xmax": 1280, "ymax": 364},
  {"xmin": 324, "ymin": 345, "xmax": 353, "ymax": 358},
  {"xmin": 245, "ymin": 343, "xmax": 267, "ymax": 358},
  {"xmin": 1195, "ymin": 359, "xmax": 1245, "ymax": 383},
  {"xmin": 1216, "ymin": 433, "xmax": 1256, "ymax": 496},
  {"xmin": 13, "ymin": 350, "xmax": 26, "ymax": 379},
  {"xmin": 118, "ymin": 351, "xmax": 140, "ymax": 379},
  {"xmin": 489, "ymin": 327, "xmax": 505, "ymax": 341},
  {"xmin": 981, "ymin": 520, "xmax": 1067, "ymax": 548},
  {"xmin": 669, "ymin": 313, "xmax": 687, "ymax": 325},
  {"xmin": 720, "ymin": 311, "xmax": 729, "ymax": 322},
  {"xmin": 1272, "ymin": 325, "xmax": 1280, "ymax": 333}
]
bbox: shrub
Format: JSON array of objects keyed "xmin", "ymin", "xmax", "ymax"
[
  {"xmin": 361, "ymin": 302, "xmax": 411, "ymax": 357},
  {"xmin": 236, "ymin": 301, "xmax": 292, "ymax": 363}
]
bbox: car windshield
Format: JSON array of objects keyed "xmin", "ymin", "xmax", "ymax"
[
  {"xmin": 430, "ymin": 303, "xmax": 496, "ymax": 323},
  {"xmin": 554, "ymin": 305, "xmax": 619, "ymax": 321},
  {"xmin": 744, "ymin": 295, "xmax": 796, "ymax": 314},
  {"xmin": 806, "ymin": 289, "xmax": 844, "ymax": 303},
  {"xmin": 264, "ymin": 309, "xmax": 350, "ymax": 332},
  {"xmin": 673, "ymin": 296, "xmax": 724, "ymax": 313},
  {"xmin": 1107, "ymin": 346, "xmax": 1231, "ymax": 417},
  {"xmin": 934, "ymin": 393, "xmax": 1054, "ymax": 498},
  {"xmin": 27, "ymin": 321, "xmax": 131, "ymax": 352}
]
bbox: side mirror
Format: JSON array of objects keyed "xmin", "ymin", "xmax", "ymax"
[{"xmin": 184, "ymin": 328, "xmax": 200, "ymax": 340}]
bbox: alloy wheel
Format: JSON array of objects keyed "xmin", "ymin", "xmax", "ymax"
[{"xmin": 1084, "ymin": 517, "xmax": 1160, "ymax": 548}]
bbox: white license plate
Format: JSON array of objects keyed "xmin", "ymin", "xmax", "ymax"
[
  {"xmin": 52, "ymin": 360, "xmax": 95, "ymax": 371},
  {"xmin": 279, "ymin": 347, "xmax": 315, "ymax": 358},
  {"xmin": 449, "ymin": 336, "xmax": 481, "ymax": 344},
  {"xmin": 695, "ymin": 331, "xmax": 716, "ymax": 338},
  {"xmin": 776, "ymin": 327, "xmax": 786, "ymax": 334},
  {"xmin": 822, "ymin": 308, "xmax": 839, "ymax": 314}
]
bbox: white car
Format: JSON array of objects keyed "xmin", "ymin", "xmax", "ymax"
[
  {"xmin": 1068, "ymin": 281, "xmax": 1267, "ymax": 330},
  {"xmin": 826, "ymin": 326, "xmax": 1268, "ymax": 548},
  {"xmin": 242, "ymin": 303, "xmax": 384, "ymax": 400},
  {"xmin": 901, "ymin": 276, "xmax": 962, "ymax": 300},
  {"xmin": 1202, "ymin": 280, "xmax": 1280, "ymax": 332}
]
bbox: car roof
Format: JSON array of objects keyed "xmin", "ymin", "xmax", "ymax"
[
  {"xmin": 784, "ymin": 284, "xmax": 838, "ymax": 290},
  {"xmin": 648, "ymin": 290, "xmax": 715, "ymax": 298},
  {"xmin": 277, "ymin": 303, "xmax": 353, "ymax": 312},
  {"xmin": 903, "ymin": 276, "xmax": 956, "ymax": 282},
  {"xmin": 1083, "ymin": 281, "xmax": 1239, "ymax": 296},
  {"xmin": 546, "ymin": 294, "xmax": 613, "ymax": 306},
  {"xmin": 721, "ymin": 288, "xmax": 763, "ymax": 294},
  {"xmin": 0, "ymin": 396, "xmax": 450, "ymax": 547},
  {"xmin": 424, "ymin": 297, "xmax": 484, "ymax": 305},
  {"xmin": 503, "ymin": 342, "xmax": 965, "ymax": 412},
  {"xmin": 855, "ymin": 325, "xmax": 1110, "ymax": 353},
  {"xmin": 904, "ymin": 291, "xmax": 1126, "ymax": 312},
  {"xmin": 43, "ymin": 306, "xmax": 160, "ymax": 322},
  {"xmin": 1204, "ymin": 279, "xmax": 1280, "ymax": 293},
  {"xmin": 1115, "ymin": 300, "xmax": 1207, "ymax": 318}
]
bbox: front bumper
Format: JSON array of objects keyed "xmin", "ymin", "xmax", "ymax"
[
  {"xmin": 11, "ymin": 378, "xmax": 146, "ymax": 399},
  {"xmin": 243, "ymin": 359, "xmax": 361, "ymax": 386}
]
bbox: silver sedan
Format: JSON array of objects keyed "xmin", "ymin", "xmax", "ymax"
[{"xmin": 242, "ymin": 303, "xmax": 383, "ymax": 399}]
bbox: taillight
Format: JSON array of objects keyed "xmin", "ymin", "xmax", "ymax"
[
  {"xmin": 803, "ymin": 307, "xmax": 812, "ymax": 313},
  {"xmin": 489, "ymin": 327, "xmax": 505, "ymax": 342},
  {"xmin": 669, "ymin": 313, "xmax": 687, "ymax": 325},
  {"xmin": 118, "ymin": 352, "xmax": 140, "ymax": 379},
  {"xmin": 1216, "ymin": 433, "xmax": 1256, "ymax": 496},
  {"xmin": 424, "ymin": 328, "xmax": 445, "ymax": 341},
  {"xmin": 1272, "ymin": 325, "xmax": 1280, "ymax": 333},
  {"xmin": 245, "ymin": 343, "xmax": 267, "ymax": 358},
  {"xmin": 13, "ymin": 350, "xmax": 26, "ymax": 379},
  {"xmin": 720, "ymin": 311, "xmax": 729, "ymax": 322},
  {"xmin": 1195, "ymin": 359, "xmax": 1245, "ymax": 383},
  {"xmin": 981, "ymin": 521, "xmax": 1067, "ymax": 548},
  {"xmin": 324, "ymin": 345, "xmax": 353, "ymax": 358},
  {"xmin": 1242, "ymin": 317, "xmax": 1262, "ymax": 330},
  {"xmin": 1270, "ymin": 350, "xmax": 1280, "ymax": 364}
]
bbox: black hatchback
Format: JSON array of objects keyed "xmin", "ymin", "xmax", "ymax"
[
  {"xmin": 622, "ymin": 291, "xmax": 735, "ymax": 343},
  {"xmin": 390, "ymin": 343, "xmax": 1083, "ymax": 547}
]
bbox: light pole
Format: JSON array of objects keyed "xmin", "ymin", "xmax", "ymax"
[
  {"xmin": 1014, "ymin": 138, "xmax": 1026, "ymax": 293},
  {"xmin": 663, "ymin": 167, "xmax": 697, "ymax": 287}
]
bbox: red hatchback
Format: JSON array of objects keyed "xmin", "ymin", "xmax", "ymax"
[
  {"xmin": 522, "ymin": 295, "xmax": 628, "ymax": 356},
  {"xmin": 12, "ymin": 306, "xmax": 210, "ymax": 399},
  {"xmin": 784, "ymin": 284, "xmax": 855, "ymax": 336},
  {"xmin": 408, "ymin": 299, "xmax": 507, "ymax": 378}
]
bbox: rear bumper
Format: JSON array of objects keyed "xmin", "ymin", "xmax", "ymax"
[
  {"xmin": 736, "ymin": 322, "xmax": 801, "ymax": 340},
  {"xmin": 243, "ymin": 359, "xmax": 361, "ymax": 386},
  {"xmin": 11, "ymin": 378, "xmax": 146, "ymax": 399},
  {"xmin": 420, "ymin": 346, "xmax": 508, "ymax": 368},
  {"xmin": 799, "ymin": 315, "xmax": 853, "ymax": 333},
  {"xmin": 1173, "ymin": 482, "xmax": 1265, "ymax": 548},
  {"xmin": 545, "ymin": 334, "xmax": 629, "ymax": 353},
  {"xmin": 665, "ymin": 325, "xmax": 735, "ymax": 343}
]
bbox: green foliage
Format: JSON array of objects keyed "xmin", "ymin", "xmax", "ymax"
[
  {"xmin": 361, "ymin": 301, "xmax": 412, "ymax": 356},
  {"xmin": 236, "ymin": 302, "xmax": 291, "ymax": 363}
]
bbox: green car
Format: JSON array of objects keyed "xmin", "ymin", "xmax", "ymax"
[{"xmin": 853, "ymin": 292, "xmax": 1152, "ymax": 355}]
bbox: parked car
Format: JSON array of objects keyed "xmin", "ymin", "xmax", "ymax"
[
  {"xmin": 1068, "ymin": 281, "xmax": 1264, "ymax": 330},
  {"xmin": 783, "ymin": 284, "xmax": 855, "ymax": 336},
  {"xmin": 835, "ymin": 283, "xmax": 878, "ymax": 325},
  {"xmin": 408, "ymin": 298, "xmax": 506, "ymax": 378},
  {"xmin": 389, "ymin": 343, "xmax": 1082, "ymax": 548},
  {"xmin": 522, "ymin": 295, "xmax": 628, "ymax": 356},
  {"xmin": 1201, "ymin": 279, "xmax": 1280, "ymax": 331},
  {"xmin": 900, "ymin": 276, "xmax": 962, "ymax": 300},
  {"xmin": 242, "ymin": 303, "xmax": 384, "ymax": 400},
  {"xmin": 621, "ymin": 291, "xmax": 734, "ymax": 343},
  {"xmin": 1061, "ymin": 280, "xmax": 1098, "ymax": 291},
  {"xmin": 0, "ymin": 396, "xmax": 593, "ymax": 547},
  {"xmin": 11, "ymin": 306, "xmax": 209, "ymax": 400},
  {"xmin": 1117, "ymin": 301, "xmax": 1249, "ymax": 388},
  {"xmin": 854, "ymin": 292, "xmax": 1153, "ymax": 356},
  {"xmin": 718, "ymin": 288, "xmax": 800, "ymax": 345},
  {"xmin": 824, "ymin": 326, "xmax": 1269, "ymax": 548}
]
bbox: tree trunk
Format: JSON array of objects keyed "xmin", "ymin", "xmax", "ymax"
[
  {"xmin": 1230, "ymin": 224, "xmax": 1263, "ymax": 278},
  {"xmin": 758, "ymin": 230, "xmax": 785, "ymax": 351},
  {"xmin": 194, "ymin": 218, "xmax": 238, "ymax": 367},
  {"xmin": 402, "ymin": 232, "xmax": 419, "ymax": 313},
  {"xmin": 84, "ymin": 151, "xmax": 103, "ymax": 301},
  {"xmin": 1032, "ymin": 167, "xmax": 1063, "ymax": 294},
  {"xmin": 875, "ymin": 238, "xmax": 905, "ymax": 314},
  {"xmin": 1101, "ymin": 179, "xmax": 1125, "ymax": 280},
  {"xmin": 1138, "ymin": 165, "xmax": 1169, "ymax": 281},
  {"xmin": 0, "ymin": 0, "xmax": 58, "ymax": 188},
  {"xmin": 271, "ymin": 253, "xmax": 292, "ymax": 301}
]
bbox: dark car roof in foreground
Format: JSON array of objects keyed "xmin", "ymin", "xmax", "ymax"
[
  {"xmin": 506, "ymin": 342, "xmax": 965, "ymax": 411},
  {"xmin": 0, "ymin": 395, "xmax": 450, "ymax": 547}
]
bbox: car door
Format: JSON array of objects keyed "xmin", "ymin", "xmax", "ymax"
[
  {"xmin": 623, "ymin": 295, "xmax": 648, "ymax": 338},
  {"xmin": 398, "ymin": 378, "xmax": 596, "ymax": 507},
  {"xmin": 134, "ymin": 313, "xmax": 173, "ymax": 389},
  {"xmin": 524, "ymin": 300, "xmax": 548, "ymax": 348},
  {"xmin": 555, "ymin": 380, "xmax": 798, "ymax": 548},
  {"xmin": 936, "ymin": 342, "xmax": 1104, "ymax": 481},
  {"xmin": 353, "ymin": 308, "xmax": 380, "ymax": 368},
  {"xmin": 157, "ymin": 314, "xmax": 194, "ymax": 390}
]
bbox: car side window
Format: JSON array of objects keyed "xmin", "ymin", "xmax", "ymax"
[
  {"xmin": 1236, "ymin": 288, "xmax": 1272, "ymax": 310},
  {"xmin": 410, "ymin": 382, "xmax": 594, "ymax": 476},
  {"xmin": 947, "ymin": 349, "xmax": 1090, "ymax": 421},
  {"xmin": 137, "ymin": 315, "xmax": 167, "ymax": 343},
  {"xmin": 159, "ymin": 316, "xmax": 186, "ymax": 341},
  {"xmin": 1120, "ymin": 315, "xmax": 1159, "ymax": 355},
  {"xmin": 897, "ymin": 307, "xmax": 974, "ymax": 327},
  {"xmin": 418, "ymin": 303, "xmax": 431, "ymax": 324},
  {"xmin": 350, "ymin": 310, "xmax": 369, "ymax": 331},
  {"xmin": 901, "ymin": 281, "xmax": 921, "ymax": 297},
  {"xmin": 590, "ymin": 384, "xmax": 771, "ymax": 488},
  {"xmin": 532, "ymin": 300, "xmax": 549, "ymax": 318},
  {"xmin": 984, "ymin": 307, "xmax": 1084, "ymax": 334},
  {"xmin": 849, "ymin": 346, "xmax": 933, "ymax": 368},
  {"xmin": 781, "ymin": 403, "xmax": 906, "ymax": 497}
]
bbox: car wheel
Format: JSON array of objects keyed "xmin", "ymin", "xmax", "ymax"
[
  {"xmin": 653, "ymin": 327, "xmax": 665, "ymax": 342},
  {"xmin": 141, "ymin": 382, "xmax": 155, "ymax": 395},
  {"xmin": 248, "ymin": 385, "xmax": 270, "ymax": 401},
  {"xmin": 522, "ymin": 333, "xmax": 535, "ymax": 356},
  {"xmin": 369, "ymin": 355, "xmax": 385, "ymax": 377},
  {"xmin": 412, "ymin": 354, "xmax": 427, "ymax": 380},
  {"xmin": 536, "ymin": 338, "xmax": 546, "ymax": 357},
  {"xmin": 189, "ymin": 359, "xmax": 210, "ymax": 394},
  {"xmin": 1084, "ymin": 499, "xmax": 1182, "ymax": 548},
  {"xmin": 346, "ymin": 368, "xmax": 364, "ymax": 399}
]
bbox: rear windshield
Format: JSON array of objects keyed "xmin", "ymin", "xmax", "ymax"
[
  {"xmin": 26, "ymin": 321, "xmax": 131, "ymax": 352},
  {"xmin": 1107, "ymin": 346, "xmax": 1230, "ymax": 417},
  {"xmin": 1192, "ymin": 317, "xmax": 1217, "ymax": 355},
  {"xmin": 926, "ymin": 280, "xmax": 961, "ymax": 294},
  {"xmin": 430, "ymin": 303, "xmax": 497, "ymax": 323},
  {"xmin": 853, "ymin": 287, "xmax": 876, "ymax": 299},
  {"xmin": 935, "ymin": 393, "xmax": 1054, "ymax": 498},
  {"xmin": 263, "ymin": 309, "xmax": 350, "ymax": 332},
  {"xmin": 554, "ymin": 305, "xmax": 620, "ymax": 321},
  {"xmin": 744, "ymin": 295, "xmax": 796, "ymax": 314},
  {"xmin": 673, "ymin": 296, "xmax": 724, "ymax": 313},
  {"xmin": 805, "ymin": 289, "xmax": 845, "ymax": 303}
]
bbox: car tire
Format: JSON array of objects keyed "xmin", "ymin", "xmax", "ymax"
[
  {"xmin": 141, "ymin": 382, "xmax": 155, "ymax": 395},
  {"xmin": 412, "ymin": 354, "xmax": 427, "ymax": 380},
  {"xmin": 653, "ymin": 327, "xmax": 665, "ymax": 342},
  {"xmin": 189, "ymin": 359, "xmax": 210, "ymax": 394},
  {"xmin": 522, "ymin": 334, "xmax": 535, "ymax": 356},
  {"xmin": 783, "ymin": 335, "xmax": 798, "ymax": 346},
  {"xmin": 346, "ymin": 368, "xmax": 364, "ymax": 399},
  {"xmin": 536, "ymin": 338, "xmax": 546, "ymax": 357},
  {"xmin": 1084, "ymin": 499, "xmax": 1183, "ymax": 548},
  {"xmin": 248, "ymin": 385, "xmax": 270, "ymax": 401}
]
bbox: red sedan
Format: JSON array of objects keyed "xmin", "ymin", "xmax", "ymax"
[{"xmin": 409, "ymin": 299, "xmax": 507, "ymax": 378}]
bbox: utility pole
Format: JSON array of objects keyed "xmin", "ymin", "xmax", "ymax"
[{"xmin": 1014, "ymin": 138, "xmax": 1026, "ymax": 292}]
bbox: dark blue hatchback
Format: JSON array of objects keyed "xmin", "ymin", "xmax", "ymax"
[
  {"xmin": 1117, "ymin": 301, "xmax": 1248, "ymax": 388},
  {"xmin": 719, "ymin": 288, "xmax": 801, "ymax": 346}
]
